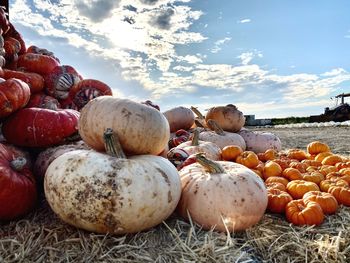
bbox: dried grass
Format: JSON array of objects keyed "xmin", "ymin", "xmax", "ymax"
[
  {"xmin": 1, "ymin": 126, "xmax": 350, "ymax": 262},
  {"xmin": 1, "ymin": 196, "xmax": 350, "ymax": 263}
]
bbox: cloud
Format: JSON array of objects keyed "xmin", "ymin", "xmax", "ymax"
[
  {"xmin": 74, "ymin": 0, "xmax": 121, "ymax": 23},
  {"xmin": 238, "ymin": 18, "xmax": 251, "ymax": 24},
  {"xmin": 149, "ymin": 7, "xmax": 175, "ymax": 30},
  {"xmin": 211, "ymin": 37, "xmax": 231, "ymax": 53},
  {"xmin": 238, "ymin": 50, "xmax": 263, "ymax": 65}
]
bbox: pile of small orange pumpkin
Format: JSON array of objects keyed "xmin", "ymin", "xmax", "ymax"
[{"xmin": 221, "ymin": 141, "xmax": 350, "ymax": 226}]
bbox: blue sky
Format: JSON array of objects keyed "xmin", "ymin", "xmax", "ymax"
[{"xmin": 10, "ymin": 0, "xmax": 350, "ymax": 118}]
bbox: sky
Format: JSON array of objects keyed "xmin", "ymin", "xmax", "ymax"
[{"xmin": 8, "ymin": 0, "xmax": 350, "ymax": 118}]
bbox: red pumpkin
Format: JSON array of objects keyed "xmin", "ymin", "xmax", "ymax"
[
  {"xmin": 0, "ymin": 143, "xmax": 37, "ymax": 220},
  {"xmin": 26, "ymin": 92, "xmax": 61, "ymax": 110},
  {"xmin": 58, "ymin": 96, "xmax": 79, "ymax": 111},
  {"xmin": 2, "ymin": 108, "xmax": 80, "ymax": 147},
  {"xmin": 44, "ymin": 65, "xmax": 82, "ymax": 100},
  {"xmin": 3, "ymin": 37, "xmax": 21, "ymax": 59},
  {"xmin": 3, "ymin": 23, "xmax": 27, "ymax": 54},
  {"xmin": 69, "ymin": 79, "xmax": 113, "ymax": 109},
  {"xmin": 26, "ymin": 45, "xmax": 60, "ymax": 62},
  {"xmin": 0, "ymin": 78, "xmax": 31, "ymax": 118},
  {"xmin": 3, "ymin": 69, "xmax": 44, "ymax": 93},
  {"xmin": 17, "ymin": 53, "xmax": 60, "ymax": 75}
]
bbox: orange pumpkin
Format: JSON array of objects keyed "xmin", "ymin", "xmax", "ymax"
[
  {"xmin": 327, "ymin": 186, "xmax": 350, "ymax": 206},
  {"xmin": 326, "ymin": 172, "xmax": 350, "ymax": 184},
  {"xmin": 314, "ymin": 152, "xmax": 333, "ymax": 162},
  {"xmin": 272, "ymin": 158, "xmax": 292, "ymax": 171},
  {"xmin": 282, "ymin": 167, "xmax": 303, "ymax": 181},
  {"xmin": 307, "ymin": 141, "xmax": 330, "ymax": 155},
  {"xmin": 267, "ymin": 188, "xmax": 293, "ymax": 214},
  {"xmin": 287, "ymin": 149, "xmax": 308, "ymax": 161},
  {"xmin": 319, "ymin": 165, "xmax": 337, "ymax": 176},
  {"xmin": 265, "ymin": 176, "xmax": 289, "ymax": 187},
  {"xmin": 335, "ymin": 162, "xmax": 350, "ymax": 171},
  {"xmin": 322, "ymin": 155, "xmax": 344, "ymax": 166},
  {"xmin": 301, "ymin": 159, "xmax": 322, "ymax": 167},
  {"xmin": 288, "ymin": 161, "xmax": 307, "ymax": 173},
  {"xmin": 303, "ymin": 191, "xmax": 338, "ymax": 214},
  {"xmin": 258, "ymin": 149, "xmax": 278, "ymax": 162},
  {"xmin": 265, "ymin": 182, "xmax": 286, "ymax": 192},
  {"xmin": 286, "ymin": 180, "xmax": 320, "ymax": 199},
  {"xmin": 302, "ymin": 171, "xmax": 324, "ymax": 185},
  {"xmin": 235, "ymin": 151, "xmax": 259, "ymax": 169},
  {"xmin": 319, "ymin": 179, "xmax": 349, "ymax": 192},
  {"xmin": 285, "ymin": 199, "xmax": 324, "ymax": 226},
  {"xmin": 263, "ymin": 161, "xmax": 283, "ymax": 179},
  {"xmin": 339, "ymin": 168, "xmax": 350, "ymax": 176},
  {"xmin": 221, "ymin": 145, "xmax": 243, "ymax": 161}
]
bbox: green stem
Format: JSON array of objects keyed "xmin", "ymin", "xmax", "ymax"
[
  {"xmin": 206, "ymin": 119, "xmax": 225, "ymax": 135},
  {"xmin": 10, "ymin": 157, "xmax": 27, "ymax": 171},
  {"xmin": 103, "ymin": 128, "xmax": 126, "ymax": 158},
  {"xmin": 195, "ymin": 153, "xmax": 225, "ymax": 174}
]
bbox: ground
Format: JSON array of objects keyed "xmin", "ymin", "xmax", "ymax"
[{"xmin": 1, "ymin": 126, "xmax": 350, "ymax": 262}]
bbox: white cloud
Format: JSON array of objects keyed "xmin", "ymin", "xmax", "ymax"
[
  {"xmin": 238, "ymin": 50, "xmax": 263, "ymax": 65},
  {"xmin": 238, "ymin": 18, "xmax": 251, "ymax": 24},
  {"xmin": 211, "ymin": 37, "xmax": 231, "ymax": 53}
]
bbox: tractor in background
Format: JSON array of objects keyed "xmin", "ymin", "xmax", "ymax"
[{"xmin": 310, "ymin": 93, "xmax": 350, "ymax": 122}]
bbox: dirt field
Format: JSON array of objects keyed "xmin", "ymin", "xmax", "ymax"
[{"xmin": 1, "ymin": 126, "xmax": 350, "ymax": 262}]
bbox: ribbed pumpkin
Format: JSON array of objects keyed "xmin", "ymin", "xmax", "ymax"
[
  {"xmin": 205, "ymin": 104, "xmax": 245, "ymax": 132},
  {"xmin": 44, "ymin": 129, "xmax": 181, "ymax": 234},
  {"xmin": 0, "ymin": 78, "xmax": 31, "ymax": 118},
  {"xmin": 177, "ymin": 153, "xmax": 267, "ymax": 232},
  {"xmin": 79, "ymin": 96, "xmax": 170, "ymax": 155}
]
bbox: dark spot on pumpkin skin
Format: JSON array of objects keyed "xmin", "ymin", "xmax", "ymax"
[
  {"xmin": 241, "ymin": 198, "xmax": 245, "ymax": 203},
  {"xmin": 104, "ymin": 214, "xmax": 121, "ymax": 230},
  {"xmin": 168, "ymin": 191, "xmax": 172, "ymax": 203},
  {"xmin": 156, "ymin": 168, "xmax": 171, "ymax": 186},
  {"xmin": 152, "ymin": 192, "xmax": 157, "ymax": 198}
]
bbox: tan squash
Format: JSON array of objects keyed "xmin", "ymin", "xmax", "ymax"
[
  {"xmin": 238, "ymin": 129, "xmax": 282, "ymax": 154},
  {"xmin": 205, "ymin": 104, "xmax": 245, "ymax": 132},
  {"xmin": 177, "ymin": 153, "xmax": 267, "ymax": 232},
  {"xmin": 162, "ymin": 106, "xmax": 195, "ymax": 132},
  {"xmin": 44, "ymin": 129, "xmax": 181, "ymax": 234},
  {"xmin": 79, "ymin": 96, "xmax": 170, "ymax": 155},
  {"xmin": 198, "ymin": 119, "xmax": 246, "ymax": 150}
]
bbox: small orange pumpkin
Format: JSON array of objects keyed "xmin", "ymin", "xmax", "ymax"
[
  {"xmin": 263, "ymin": 161, "xmax": 283, "ymax": 180},
  {"xmin": 319, "ymin": 165, "xmax": 337, "ymax": 176},
  {"xmin": 265, "ymin": 182, "xmax": 286, "ymax": 192},
  {"xmin": 221, "ymin": 145, "xmax": 243, "ymax": 161},
  {"xmin": 301, "ymin": 159, "xmax": 322, "ymax": 167},
  {"xmin": 235, "ymin": 151, "xmax": 259, "ymax": 169},
  {"xmin": 286, "ymin": 180, "xmax": 320, "ymax": 199},
  {"xmin": 319, "ymin": 179, "xmax": 349, "ymax": 192},
  {"xmin": 287, "ymin": 149, "xmax": 308, "ymax": 161},
  {"xmin": 327, "ymin": 186, "xmax": 350, "ymax": 206},
  {"xmin": 303, "ymin": 191, "xmax": 338, "ymax": 214},
  {"xmin": 258, "ymin": 149, "xmax": 278, "ymax": 162},
  {"xmin": 302, "ymin": 171, "xmax": 324, "ymax": 185},
  {"xmin": 288, "ymin": 161, "xmax": 307, "ymax": 173},
  {"xmin": 265, "ymin": 176, "xmax": 289, "ymax": 187},
  {"xmin": 307, "ymin": 141, "xmax": 330, "ymax": 155},
  {"xmin": 282, "ymin": 167, "xmax": 303, "ymax": 181},
  {"xmin": 285, "ymin": 199, "xmax": 324, "ymax": 226},
  {"xmin": 267, "ymin": 188, "xmax": 293, "ymax": 214},
  {"xmin": 322, "ymin": 155, "xmax": 344, "ymax": 166},
  {"xmin": 314, "ymin": 152, "xmax": 333, "ymax": 163}
]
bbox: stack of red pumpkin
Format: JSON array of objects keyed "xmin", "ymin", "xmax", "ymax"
[{"xmin": 0, "ymin": 7, "xmax": 113, "ymax": 221}]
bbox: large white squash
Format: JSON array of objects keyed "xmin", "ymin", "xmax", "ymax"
[
  {"xmin": 44, "ymin": 130, "xmax": 181, "ymax": 234},
  {"xmin": 238, "ymin": 129, "xmax": 282, "ymax": 153},
  {"xmin": 79, "ymin": 96, "xmax": 170, "ymax": 155},
  {"xmin": 177, "ymin": 153, "xmax": 267, "ymax": 232}
]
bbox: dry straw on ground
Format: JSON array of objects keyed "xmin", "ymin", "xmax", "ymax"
[{"xmin": 1, "ymin": 126, "xmax": 350, "ymax": 262}]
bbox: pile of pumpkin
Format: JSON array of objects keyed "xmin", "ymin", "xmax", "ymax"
[{"xmin": 1, "ymin": 7, "xmax": 350, "ymax": 235}]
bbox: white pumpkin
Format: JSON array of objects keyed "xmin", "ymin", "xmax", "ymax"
[
  {"xmin": 238, "ymin": 129, "xmax": 282, "ymax": 153},
  {"xmin": 177, "ymin": 153, "xmax": 268, "ymax": 232},
  {"xmin": 198, "ymin": 119, "xmax": 246, "ymax": 150},
  {"xmin": 175, "ymin": 129, "xmax": 221, "ymax": 161},
  {"xmin": 44, "ymin": 130, "xmax": 181, "ymax": 234},
  {"xmin": 79, "ymin": 96, "xmax": 170, "ymax": 155},
  {"xmin": 162, "ymin": 106, "xmax": 195, "ymax": 132}
]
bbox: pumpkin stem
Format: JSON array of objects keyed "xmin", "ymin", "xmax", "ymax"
[
  {"xmin": 195, "ymin": 153, "xmax": 225, "ymax": 174},
  {"xmin": 194, "ymin": 119, "xmax": 204, "ymax": 128},
  {"xmin": 10, "ymin": 157, "xmax": 27, "ymax": 171},
  {"xmin": 191, "ymin": 129, "xmax": 200, "ymax": 146},
  {"xmin": 191, "ymin": 106, "xmax": 205, "ymax": 119},
  {"xmin": 103, "ymin": 128, "xmax": 126, "ymax": 159},
  {"xmin": 207, "ymin": 119, "xmax": 225, "ymax": 135}
]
